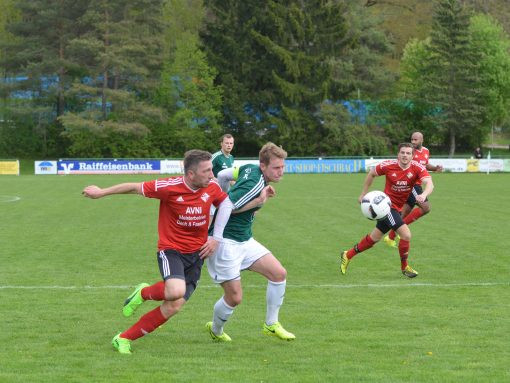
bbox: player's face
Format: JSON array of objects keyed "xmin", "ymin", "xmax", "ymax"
[
  {"xmin": 261, "ymin": 157, "xmax": 285, "ymax": 183},
  {"xmin": 221, "ymin": 138, "xmax": 234, "ymax": 154},
  {"xmin": 189, "ymin": 160, "xmax": 214, "ymax": 189},
  {"xmin": 411, "ymin": 133, "xmax": 423, "ymax": 149},
  {"xmin": 398, "ymin": 147, "xmax": 414, "ymax": 166}
]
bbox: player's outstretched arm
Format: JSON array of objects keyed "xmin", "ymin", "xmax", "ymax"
[
  {"xmin": 358, "ymin": 169, "xmax": 377, "ymax": 203},
  {"xmin": 82, "ymin": 183, "xmax": 143, "ymax": 199},
  {"xmin": 426, "ymin": 163, "xmax": 443, "ymax": 172}
]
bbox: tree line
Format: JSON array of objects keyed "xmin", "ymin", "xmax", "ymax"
[{"xmin": 1, "ymin": 0, "xmax": 510, "ymax": 158}]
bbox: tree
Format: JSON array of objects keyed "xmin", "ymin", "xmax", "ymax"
[
  {"xmin": 469, "ymin": 13, "xmax": 510, "ymax": 144},
  {"xmin": 59, "ymin": 0, "xmax": 166, "ymax": 157},
  {"xmin": 154, "ymin": 32, "xmax": 223, "ymax": 156},
  {"xmin": 0, "ymin": 0, "xmax": 89, "ymax": 157}
]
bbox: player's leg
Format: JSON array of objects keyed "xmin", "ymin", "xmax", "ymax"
[
  {"xmin": 386, "ymin": 197, "xmax": 413, "ymax": 245},
  {"xmin": 205, "ymin": 239, "xmax": 243, "ymax": 341},
  {"xmin": 341, "ymin": 222, "xmax": 385, "ymax": 275},
  {"xmin": 395, "ymin": 224, "xmax": 417, "ymax": 278},
  {"xmin": 207, "ymin": 279, "xmax": 241, "ymax": 342},
  {"xmin": 247, "ymin": 244, "xmax": 295, "ymax": 340},
  {"xmin": 113, "ymin": 250, "xmax": 188, "ymax": 353}
]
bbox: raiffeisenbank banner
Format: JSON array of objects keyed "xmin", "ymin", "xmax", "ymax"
[{"xmin": 57, "ymin": 160, "xmax": 161, "ymax": 175}]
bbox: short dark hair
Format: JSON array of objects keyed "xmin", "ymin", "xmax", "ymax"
[
  {"xmin": 259, "ymin": 142, "xmax": 287, "ymax": 165},
  {"xmin": 220, "ymin": 134, "xmax": 234, "ymax": 143},
  {"xmin": 398, "ymin": 142, "xmax": 414, "ymax": 151},
  {"xmin": 183, "ymin": 150, "xmax": 212, "ymax": 174}
]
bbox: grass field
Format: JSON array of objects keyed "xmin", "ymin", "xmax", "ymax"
[{"xmin": 1, "ymin": 172, "xmax": 509, "ymax": 382}]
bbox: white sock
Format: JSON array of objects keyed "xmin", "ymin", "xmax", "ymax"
[
  {"xmin": 212, "ymin": 296, "xmax": 234, "ymax": 335},
  {"xmin": 266, "ymin": 280, "xmax": 286, "ymax": 325}
]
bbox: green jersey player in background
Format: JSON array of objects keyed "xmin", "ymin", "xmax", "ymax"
[
  {"xmin": 212, "ymin": 134, "xmax": 235, "ymax": 179},
  {"xmin": 205, "ymin": 142, "xmax": 295, "ymax": 342}
]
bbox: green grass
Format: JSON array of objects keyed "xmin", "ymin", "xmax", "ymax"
[{"xmin": 1, "ymin": 173, "xmax": 509, "ymax": 382}]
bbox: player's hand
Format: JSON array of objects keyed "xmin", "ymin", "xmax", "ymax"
[
  {"xmin": 199, "ymin": 237, "xmax": 218, "ymax": 259},
  {"xmin": 259, "ymin": 185, "xmax": 276, "ymax": 202},
  {"xmin": 415, "ymin": 194, "xmax": 427, "ymax": 204},
  {"xmin": 82, "ymin": 185, "xmax": 104, "ymax": 199},
  {"xmin": 358, "ymin": 193, "xmax": 366, "ymax": 204},
  {"xmin": 436, "ymin": 165, "xmax": 443, "ymax": 173}
]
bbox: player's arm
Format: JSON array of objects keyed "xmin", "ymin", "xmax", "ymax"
[
  {"xmin": 200, "ymin": 196, "xmax": 235, "ymax": 259},
  {"xmin": 82, "ymin": 183, "xmax": 143, "ymax": 199},
  {"xmin": 416, "ymin": 176, "xmax": 434, "ymax": 203},
  {"xmin": 233, "ymin": 185, "xmax": 275, "ymax": 213},
  {"xmin": 217, "ymin": 167, "xmax": 239, "ymax": 192},
  {"xmin": 358, "ymin": 168, "xmax": 378, "ymax": 203},
  {"xmin": 426, "ymin": 163, "xmax": 443, "ymax": 172}
]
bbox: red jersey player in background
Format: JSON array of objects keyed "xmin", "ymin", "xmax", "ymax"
[
  {"xmin": 384, "ymin": 132, "xmax": 442, "ymax": 248},
  {"xmin": 82, "ymin": 150, "xmax": 270, "ymax": 354},
  {"xmin": 340, "ymin": 143, "xmax": 434, "ymax": 278}
]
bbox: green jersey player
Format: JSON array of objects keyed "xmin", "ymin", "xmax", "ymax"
[
  {"xmin": 205, "ymin": 142, "xmax": 295, "ymax": 342},
  {"xmin": 212, "ymin": 134, "xmax": 235, "ymax": 178}
]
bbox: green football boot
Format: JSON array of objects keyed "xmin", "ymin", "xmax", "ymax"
[
  {"xmin": 123, "ymin": 283, "xmax": 149, "ymax": 317},
  {"xmin": 263, "ymin": 322, "xmax": 295, "ymax": 341},
  {"xmin": 383, "ymin": 234, "xmax": 398, "ymax": 248},
  {"xmin": 402, "ymin": 265, "xmax": 418, "ymax": 278},
  {"xmin": 206, "ymin": 322, "xmax": 232, "ymax": 342},
  {"xmin": 112, "ymin": 333, "xmax": 132, "ymax": 355},
  {"xmin": 340, "ymin": 251, "xmax": 350, "ymax": 275}
]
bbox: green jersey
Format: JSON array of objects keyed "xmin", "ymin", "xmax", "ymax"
[
  {"xmin": 211, "ymin": 164, "xmax": 266, "ymax": 242},
  {"xmin": 212, "ymin": 150, "xmax": 234, "ymax": 177}
]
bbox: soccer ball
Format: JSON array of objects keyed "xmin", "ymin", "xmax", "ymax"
[{"xmin": 360, "ymin": 190, "xmax": 391, "ymax": 220}]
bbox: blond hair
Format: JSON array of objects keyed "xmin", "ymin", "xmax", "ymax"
[{"xmin": 259, "ymin": 142, "xmax": 287, "ymax": 165}]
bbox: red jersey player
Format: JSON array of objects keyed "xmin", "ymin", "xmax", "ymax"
[
  {"xmin": 340, "ymin": 143, "xmax": 434, "ymax": 278},
  {"xmin": 82, "ymin": 150, "xmax": 270, "ymax": 354},
  {"xmin": 384, "ymin": 132, "xmax": 442, "ymax": 248}
]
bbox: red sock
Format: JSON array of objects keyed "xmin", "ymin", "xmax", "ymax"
[
  {"xmin": 121, "ymin": 306, "xmax": 168, "ymax": 341},
  {"xmin": 398, "ymin": 239, "xmax": 410, "ymax": 270},
  {"xmin": 403, "ymin": 208, "xmax": 424, "ymax": 225},
  {"xmin": 141, "ymin": 281, "xmax": 165, "ymax": 301},
  {"xmin": 347, "ymin": 234, "xmax": 375, "ymax": 259},
  {"xmin": 388, "ymin": 230, "xmax": 396, "ymax": 240}
]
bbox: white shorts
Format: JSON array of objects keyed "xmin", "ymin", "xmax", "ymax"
[{"xmin": 206, "ymin": 237, "xmax": 270, "ymax": 283}]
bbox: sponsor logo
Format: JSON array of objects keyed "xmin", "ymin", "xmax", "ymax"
[
  {"xmin": 391, "ymin": 172, "xmax": 397, "ymax": 177},
  {"xmin": 61, "ymin": 163, "xmax": 75, "ymax": 174},
  {"xmin": 185, "ymin": 206, "xmax": 203, "ymax": 214},
  {"xmin": 396, "ymin": 180, "xmax": 408, "ymax": 185},
  {"xmin": 176, "ymin": 196, "xmax": 184, "ymax": 202}
]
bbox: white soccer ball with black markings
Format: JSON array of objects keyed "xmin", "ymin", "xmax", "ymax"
[{"xmin": 360, "ymin": 190, "xmax": 391, "ymax": 220}]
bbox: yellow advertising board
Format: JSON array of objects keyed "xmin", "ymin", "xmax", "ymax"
[
  {"xmin": 466, "ymin": 159, "xmax": 479, "ymax": 173},
  {"xmin": 0, "ymin": 160, "xmax": 20, "ymax": 175}
]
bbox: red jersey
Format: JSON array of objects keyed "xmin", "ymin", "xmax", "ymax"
[
  {"xmin": 375, "ymin": 160, "xmax": 430, "ymax": 211},
  {"xmin": 413, "ymin": 146, "xmax": 430, "ymax": 185},
  {"xmin": 142, "ymin": 177, "xmax": 227, "ymax": 252}
]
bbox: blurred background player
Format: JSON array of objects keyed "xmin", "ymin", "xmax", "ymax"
[
  {"xmin": 205, "ymin": 142, "xmax": 295, "ymax": 342},
  {"xmin": 340, "ymin": 143, "xmax": 434, "ymax": 278},
  {"xmin": 210, "ymin": 134, "xmax": 235, "ymax": 216},
  {"xmin": 212, "ymin": 134, "xmax": 235, "ymax": 183},
  {"xmin": 384, "ymin": 131, "xmax": 442, "ymax": 248}
]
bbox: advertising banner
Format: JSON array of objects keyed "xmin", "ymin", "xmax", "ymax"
[
  {"xmin": 429, "ymin": 158, "xmax": 467, "ymax": 173},
  {"xmin": 160, "ymin": 160, "xmax": 184, "ymax": 174},
  {"xmin": 504, "ymin": 159, "xmax": 510, "ymax": 172},
  {"xmin": 284, "ymin": 159, "xmax": 364, "ymax": 173},
  {"xmin": 0, "ymin": 160, "xmax": 19, "ymax": 175},
  {"xmin": 466, "ymin": 159, "xmax": 480, "ymax": 173},
  {"xmin": 57, "ymin": 160, "xmax": 161, "ymax": 175},
  {"xmin": 478, "ymin": 159, "xmax": 504, "ymax": 172},
  {"xmin": 35, "ymin": 161, "xmax": 58, "ymax": 175}
]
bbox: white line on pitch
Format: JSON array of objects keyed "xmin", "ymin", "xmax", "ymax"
[{"xmin": 0, "ymin": 282, "xmax": 508, "ymax": 290}]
